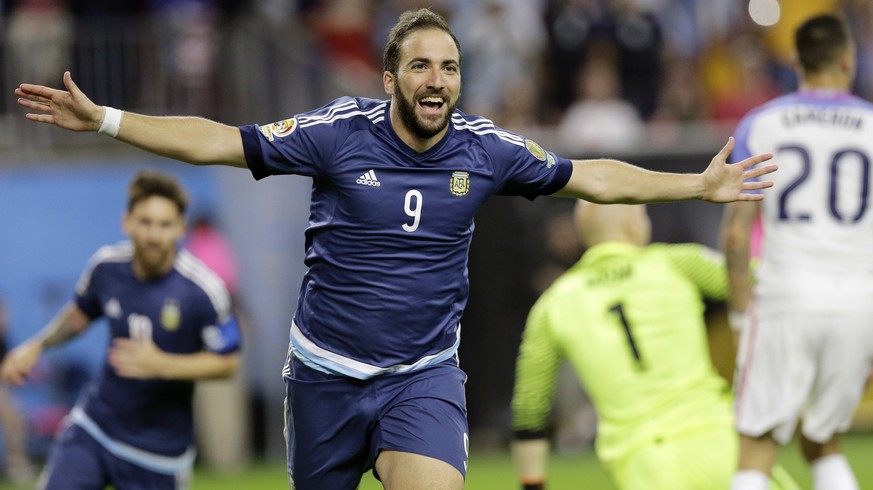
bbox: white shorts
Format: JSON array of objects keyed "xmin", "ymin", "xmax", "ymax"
[{"xmin": 734, "ymin": 309, "xmax": 873, "ymax": 444}]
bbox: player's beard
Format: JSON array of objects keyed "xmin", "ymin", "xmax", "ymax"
[{"xmin": 394, "ymin": 84, "xmax": 457, "ymax": 139}]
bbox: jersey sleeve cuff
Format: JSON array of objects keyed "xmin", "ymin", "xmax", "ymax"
[
  {"xmin": 540, "ymin": 157, "xmax": 573, "ymax": 196},
  {"xmin": 239, "ymin": 125, "xmax": 270, "ymax": 180},
  {"xmin": 74, "ymin": 296, "xmax": 100, "ymax": 320}
]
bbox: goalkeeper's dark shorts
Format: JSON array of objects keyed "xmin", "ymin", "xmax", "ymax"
[{"xmin": 284, "ymin": 355, "xmax": 469, "ymax": 489}]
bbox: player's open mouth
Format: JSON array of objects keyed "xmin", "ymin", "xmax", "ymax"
[{"xmin": 418, "ymin": 96, "xmax": 445, "ymax": 114}]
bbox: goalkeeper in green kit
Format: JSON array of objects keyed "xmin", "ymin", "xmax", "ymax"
[{"xmin": 510, "ymin": 201, "xmax": 797, "ymax": 490}]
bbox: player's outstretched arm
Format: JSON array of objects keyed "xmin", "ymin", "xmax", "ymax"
[
  {"xmin": 16, "ymin": 71, "xmax": 247, "ymax": 168},
  {"xmin": 554, "ymin": 137, "xmax": 776, "ymax": 204},
  {"xmin": 0, "ymin": 303, "xmax": 91, "ymax": 386}
]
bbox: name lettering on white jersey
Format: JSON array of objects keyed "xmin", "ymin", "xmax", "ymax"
[{"xmin": 781, "ymin": 107, "xmax": 864, "ymax": 130}]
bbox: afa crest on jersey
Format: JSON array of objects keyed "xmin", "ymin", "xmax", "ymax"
[
  {"xmin": 161, "ymin": 299, "xmax": 181, "ymax": 331},
  {"xmin": 450, "ymin": 171, "xmax": 470, "ymax": 197},
  {"xmin": 258, "ymin": 118, "xmax": 298, "ymax": 142}
]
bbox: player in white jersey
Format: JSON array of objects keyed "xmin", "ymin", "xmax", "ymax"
[{"xmin": 723, "ymin": 13, "xmax": 873, "ymax": 490}]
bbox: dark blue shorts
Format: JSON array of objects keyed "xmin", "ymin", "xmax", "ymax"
[
  {"xmin": 39, "ymin": 423, "xmax": 189, "ymax": 490},
  {"xmin": 284, "ymin": 355, "xmax": 469, "ymax": 489}
]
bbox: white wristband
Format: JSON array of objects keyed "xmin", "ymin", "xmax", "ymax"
[
  {"xmin": 97, "ymin": 106, "xmax": 123, "ymax": 137},
  {"xmin": 728, "ymin": 310, "xmax": 749, "ymax": 333}
]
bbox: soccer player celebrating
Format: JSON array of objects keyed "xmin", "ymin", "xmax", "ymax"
[
  {"xmin": 0, "ymin": 170, "xmax": 241, "ymax": 489},
  {"xmin": 723, "ymin": 13, "xmax": 873, "ymax": 490},
  {"xmin": 14, "ymin": 8, "xmax": 775, "ymax": 489}
]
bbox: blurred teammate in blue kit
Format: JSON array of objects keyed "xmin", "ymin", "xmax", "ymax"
[
  {"xmin": 14, "ymin": 8, "xmax": 775, "ymax": 489},
  {"xmin": 0, "ymin": 170, "xmax": 241, "ymax": 490}
]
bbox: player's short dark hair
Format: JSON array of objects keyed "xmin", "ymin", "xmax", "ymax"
[
  {"xmin": 127, "ymin": 169, "xmax": 189, "ymax": 215},
  {"xmin": 795, "ymin": 14, "xmax": 851, "ymax": 74},
  {"xmin": 383, "ymin": 8, "xmax": 462, "ymax": 75}
]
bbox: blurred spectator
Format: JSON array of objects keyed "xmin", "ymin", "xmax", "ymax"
[
  {"xmin": 68, "ymin": 0, "xmax": 148, "ymax": 110},
  {"xmin": 654, "ymin": 0, "xmax": 745, "ymax": 61},
  {"xmin": 490, "ymin": 76, "xmax": 548, "ymax": 136},
  {"xmin": 147, "ymin": 0, "xmax": 221, "ymax": 116},
  {"xmin": 703, "ymin": 33, "xmax": 781, "ymax": 123},
  {"xmin": 652, "ymin": 57, "xmax": 709, "ymax": 123},
  {"xmin": 648, "ymin": 56, "xmax": 711, "ymax": 148},
  {"xmin": 5, "ymin": 0, "xmax": 73, "ymax": 87},
  {"xmin": 542, "ymin": 0, "xmax": 612, "ymax": 116},
  {"xmin": 609, "ymin": 0, "xmax": 664, "ymax": 120},
  {"xmin": 450, "ymin": 0, "xmax": 547, "ymax": 117},
  {"xmin": 556, "ymin": 57, "xmax": 645, "ymax": 155},
  {"xmin": 302, "ymin": 0, "xmax": 383, "ymax": 99},
  {"xmin": 543, "ymin": 0, "xmax": 662, "ymax": 121}
]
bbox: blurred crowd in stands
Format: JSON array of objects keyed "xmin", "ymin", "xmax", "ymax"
[{"xmin": 3, "ymin": 0, "xmax": 873, "ymax": 155}]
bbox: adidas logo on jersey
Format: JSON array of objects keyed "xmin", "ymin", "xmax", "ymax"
[{"xmin": 356, "ymin": 169, "xmax": 381, "ymax": 187}]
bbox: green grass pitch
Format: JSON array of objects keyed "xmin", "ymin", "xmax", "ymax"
[
  {"xmin": 190, "ymin": 430, "xmax": 873, "ymax": 489},
  {"xmin": 4, "ymin": 431, "xmax": 871, "ymax": 489}
]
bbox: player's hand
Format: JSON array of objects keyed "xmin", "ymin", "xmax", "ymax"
[
  {"xmin": 108, "ymin": 336, "xmax": 166, "ymax": 379},
  {"xmin": 702, "ymin": 137, "xmax": 776, "ymax": 203},
  {"xmin": 0, "ymin": 341, "xmax": 44, "ymax": 386},
  {"xmin": 16, "ymin": 71, "xmax": 104, "ymax": 132}
]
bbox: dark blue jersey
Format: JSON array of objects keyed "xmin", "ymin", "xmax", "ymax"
[
  {"xmin": 240, "ymin": 97, "xmax": 572, "ymax": 379},
  {"xmin": 73, "ymin": 242, "xmax": 240, "ymax": 458}
]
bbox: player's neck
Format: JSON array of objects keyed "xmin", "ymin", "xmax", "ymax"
[
  {"xmin": 131, "ymin": 255, "xmax": 176, "ymax": 281},
  {"xmin": 801, "ymin": 72, "xmax": 852, "ymax": 92}
]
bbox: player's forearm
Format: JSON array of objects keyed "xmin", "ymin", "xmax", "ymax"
[
  {"xmin": 155, "ymin": 351, "xmax": 240, "ymax": 380},
  {"xmin": 725, "ymin": 253, "xmax": 753, "ymax": 312},
  {"xmin": 110, "ymin": 110, "xmax": 248, "ymax": 168},
  {"xmin": 34, "ymin": 303, "xmax": 91, "ymax": 349},
  {"xmin": 511, "ymin": 438, "xmax": 549, "ymax": 489},
  {"xmin": 721, "ymin": 203, "xmax": 758, "ymax": 312},
  {"xmin": 556, "ymin": 159, "xmax": 705, "ymax": 203}
]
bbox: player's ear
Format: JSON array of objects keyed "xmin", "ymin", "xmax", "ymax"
[
  {"xmin": 383, "ymin": 71, "xmax": 395, "ymax": 96},
  {"xmin": 840, "ymin": 46, "xmax": 855, "ymax": 76}
]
